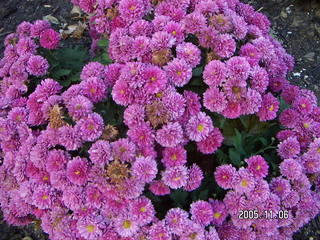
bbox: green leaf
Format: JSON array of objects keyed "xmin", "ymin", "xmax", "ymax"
[
  {"xmin": 170, "ymin": 189, "xmax": 188, "ymax": 208},
  {"xmin": 192, "ymin": 66, "xmax": 204, "ymax": 77},
  {"xmin": 53, "ymin": 69, "xmax": 72, "ymax": 78},
  {"xmin": 229, "ymin": 148, "xmax": 241, "ymax": 167},
  {"xmin": 98, "ymin": 38, "xmax": 109, "ymax": 48},
  {"xmin": 198, "ymin": 189, "xmax": 209, "ymax": 200}
]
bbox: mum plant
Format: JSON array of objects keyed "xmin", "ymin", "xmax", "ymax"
[{"xmin": 0, "ymin": 0, "xmax": 319, "ymax": 239}]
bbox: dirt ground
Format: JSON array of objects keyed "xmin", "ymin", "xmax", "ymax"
[{"xmin": 0, "ymin": 0, "xmax": 319, "ymax": 239}]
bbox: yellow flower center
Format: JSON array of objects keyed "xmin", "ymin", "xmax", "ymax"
[
  {"xmin": 256, "ymin": 165, "xmax": 261, "ymax": 170},
  {"xmin": 173, "ymin": 177, "xmax": 181, "ymax": 181},
  {"xmin": 156, "ymin": 92, "xmax": 163, "ymax": 98},
  {"xmin": 123, "ymin": 220, "xmax": 132, "ymax": 229},
  {"xmin": 42, "ymin": 195, "xmax": 49, "ymax": 200},
  {"xmin": 86, "ymin": 224, "xmax": 95, "ymax": 233},
  {"xmin": 140, "ymin": 207, "xmax": 147, "ymax": 212},
  {"xmin": 303, "ymin": 123, "xmax": 310, "ymax": 128},
  {"xmin": 129, "ymin": 5, "xmax": 136, "ymax": 11},
  {"xmin": 240, "ymin": 180, "xmax": 248, "ymax": 187},
  {"xmin": 301, "ymin": 103, "xmax": 306, "ymax": 108},
  {"xmin": 268, "ymin": 105, "xmax": 274, "ymax": 111},
  {"xmin": 317, "ymin": 147, "xmax": 320, "ymax": 153},
  {"xmin": 214, "ymin": 212, "xmax": 221, "ymax": 219},
  {"xmin": 151, "ymin": 77, "xmax": 157, "ymax": 82},
  {"xmin": 189, "ymin": 233, "xmax": 197, "ymax": 240},
  {"xmin": 172, "ymin": 30, "xmax": 177, "ymax": 35},
  {"xmin": 197, "ymin": 124, "xmax": 204, "ymax": 132},
  {"xmin": 43, "ymin": 176, "xmax": 49, "ymax": 181},
  {"xmin": 75, "ymin": 170, "xmax": 81, "ymax": 175},
  {"xmin": 120, "ymin": 89, "xmax": 125, "ymax": 94},
  {"xmin": 90, "ymin": 88, "xmax": 96, "ymax": 94},
  {"xmin": 171, "ymin": 154, "xmax": 177, "ymax": 160},
  {"xmin": 176, "ymin": 71, "xmax": 182, "ymax": 76},
  {"xmin": 87, "ymin": 123, "xmax": 95, "ymax": 131}
]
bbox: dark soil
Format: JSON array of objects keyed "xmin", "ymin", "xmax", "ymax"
[{"xmin": 0, "ymin": 0, "xmax": 320, "ymax": 239}]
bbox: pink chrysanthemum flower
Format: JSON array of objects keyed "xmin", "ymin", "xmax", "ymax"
[
  {"xmin": 46, "ymin": 149, "xmax": 68, "ymax": 172},
  {"xmin": 203, "ymin": 87, "xmax": 227, "ymax": 114},
  {"xmin": 112, "ymin": 80, "xmax": 134, "ymax": 106},
  {"xmin": 129, "ymin": 197, "xmax": 155, "ymax": 226},
  {"xmin": 118, "ymin": 0, "xmax": 146, "ymax": 21},
  {"xmin": 164, "ymin": 58, "xmax": 192, "ymax": 87},
  {"xmin": 277, "ymin": 137, "xmax": 300, "ymax": 159},
  {"xmin": 162, "ymin": 145, "xmax": 187, "ymax": 168},
  {"xmin": 250, "ymin": 66, "xmax": 269, "ymax": 93},
  {"xmin": 165, "ymin": 208, "xmax": 189, "ymax": 235},
  {"xmin": 302, "ymin": 154, "xmax": 320, "ymax": 174},
  {"xmin": 222, "ymin": 101, "xmax": 242, "ymax": 119},
  {"xmin": 293, "ymin": 96, "xmax": 315, "ymax": 115},
  {"xmin": 197, "ymin": 127, "xmax": 223, "ymax": 154},
  {"xmin": 81, "ymin": 77, "xmax": 107, "ymax": 103},
  {"xmin": 176, "ymin": 42, "xmax": 201, "ymax": 68},
  {"xmin": 77, "ymin": 216, "xmax": 104, "ymax": 240},
  {"xmin": 58, "ymin": 125, "xmax": 82, "ymax": 151},
  {"xmin": 248, "ymin": 179, "xmax": 270, "ymax": 203},
  {"xmin": 39, "ymin": 29, "xmax": 60, "ymax": 49},
  {"xmin": 203, "ymin": 60, "xmax": 226, "ymax": 87},
  {"xmin": 129, "ymin": 19, "xmax": 152, "ymax": 36},
  {"xmin": 165, "ymin": 21, "xmax": 185, "ymax": 43},
  {"xmin": 75, "ymin": 113, "xmax": 104, "ymax": 142},
  {"xmin": 270, "ymin": 177, "xmax": 291, "ymax": 199},
  {"xmin": 239, "ymin": 43, "xmax": 262, "ymax": 66},
  {"xmin": 30, "ymin": 20, "xmax": 50, "ymax": 37},
  {"xmin": 151, "ymin": 31, "xmax": 176, "ymax": 50},
  {"xmin": 111, "ymin": 138, "xmax": 136, "ymax": 162},
  {"xmin": 85, "ymin": 185, "xmax": 103, "ymax": 208},
  {"xmin": 156, "ymin": 122, "xmax": 183, "ymax": 147},
  {"xmin": 26, "ymin": 55, "xmax": 49, "ymax": 76},
  {"xmin": 183, "ymin": 90, "xmax": 201, "ymax": 115},
  {"xmin": 210, "ymin": 200, "xmax": 227, "ymax": 226},
  {"xmin": 186, "ymin": 112, "xmax": 213, "ymax": 142},
  {"xmin": 66, "ymin": 157, "xmax": 89, "ymax": 186},
  {"xmin": 184, "ymin": 164, "xmax": 204, "ymax": 192},
  {"xmin": 142, "ymin": 65, "xmax": 167, "ymax": 94},
  {"xmin": 88, "ymin": 140, "xmax": 112, "ymax": 166},
  {"xmin": 162, "ymin": 165, "xmax": 188, "ymax": 189},
  {"xmin": 232, "ymin": 168, "xmax": 255, "ymax": 194},
  {"xmin": 213, "ymin": 34, "xmax": 236, "ymax": 58},
  {"xmin": 114, "ymin": 215, "xmax": 139, "ymax": 237},
  {"xmin": 190, "ymin": 200, "xmax": 213, "ymax": 226},
  {"xmin": 226, "ymin": 56, "xmax": 250, "ymax": 81},
  {"xmin": 162, "ymin": 90, "xmax": 186, "ymax": 121},
  {"xmin": 127, "ymin": 122, "xmax": 155, "ymax": 148},
  {"xmin": 257, "ymin": 93, "xmax": 279, "ymax": 121},
  {"xmin": 32, "ymin": 185, "xmax": 54, "ymax": 209},
  {"xmin": 7, "ymin": 107, "xmax": 28, "ymax": 124},
  {"xmin": 245, "ymin": 155, "xmax": 269, "ymax": 179},
  {"xmin": 182, "ymin": 11, "xmax": 207, "ymax": 34},
  {"xmin": 67, "ymin": 95, "xmax": 93, "ymax": 120},
  {"xmin": 149, "ymin": 180, "xmax": 170, "ymax": 196},
  {"xmin": 16, "ymin": 37, "xmax": 37, "ymax": 55},
  {"xmin": 149, "ymin": 220, "xmax": 171, "ymax": 240},
  {"xmin": 80, "ymin": 62, "xmax": 105, "ymax": 81},
  {"xmin": 280, "ymin": 158, "xmax": 303, "ymax": 180},
  {"xmin": 279, "ymin": 109, "xmax": 299, "ymax": 128},
  {"xmin": 123, "ymin": 104, "xmax": 145, "ymax": 128},
  {"xmin": 132, "ymin": 156, "xmax": 157, "ymax": 183},
  {"xmin": 214, "ymin": 164, "xmax": 237, "ymax": 190}
]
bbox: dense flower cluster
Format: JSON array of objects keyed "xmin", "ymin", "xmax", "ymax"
[{"xmin": 0, "ymin": 0, "xmax": 319, "ymax": 240}]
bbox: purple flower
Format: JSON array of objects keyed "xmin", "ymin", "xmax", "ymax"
[
  {"xmin": 186, "ymin": 112, "xmax": 213, "ymax": 142},
  {"xmin": 66, "ymin": 157, "xmax": 89, "ymax": 186},
  {"xmin": 75, "ymin": 113, "xmax": 104, "ymax": 142}
]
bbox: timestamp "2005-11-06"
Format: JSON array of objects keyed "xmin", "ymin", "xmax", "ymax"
[{"xmin": 238, "ymin": 210, "xmax": 289, "ymax": 220}]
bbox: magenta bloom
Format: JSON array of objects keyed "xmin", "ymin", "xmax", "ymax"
[
  {"xmin": 164, "ymin": 58, "xmax": 192, "ymax": 87},
  {"xmin": 280, "ymin": 159, "xmax": 303, "ymax": 180},
  {"xmin": 214, "ymin": 164, "xmax": 237, "ymax": 190},
  {"xmin": 203, "ymin": 87, "xmax": 227, "ymax": 114},
  {"xmin": 80, "ymin": 61, "xmax": 105, "ymax": 81},
  {"xmin": 30, "ymin": 20, "xmax": 50, "ymax": 37},
  {"xmin": 226, "ymin": 56, "xmax": 250, "ymax": 81},
  {"xmin": 111, "ymin": 138, "xmax": 136, "ymax": 162},
  {"xmin": 66, "ymin": 157, "xmax": 89, "ymax": 185},
  {"xmin": 203, "ymin": 60, "xmax": 226, "ymax": 87},
  {"xmin": 67, "ymin": 95, "xmax": 93, "ymax": 120},
  {"xmin": 58, "ymin": 125, "xmax": 82, "ymax": 151},
  {"xmin": 245, "ymin": 155, "xmax": 269, "ymax": 179},
  {"xmin": 26, "ymin": 55, "xmax": 49, "ymax": 76},
  {"xmin": 232, "ymin": 168, "xmax": 255, "ymax": 194},
  {"xmin": 197, "ymin": 127, "xmax": 223, "ymax": 154},
  {"xmin": 46, "ymin": 149, "xmax": 68, "ymax": 172},
  {"xmin": 118, "ymin": 0, "xmax": 146, "ymax": 21},
  {"xmin": 156, "ymin": 122, "xmax": 183, "ymax": 147},
  {"xmin": 186, "ymin": 112, "xmax": 213, "ymax": 142},
  {"xmin": 293, "ymin": 96, "xmax": 315, "ymax": 115},
  {"xmin": 270, "ymin": 177, "xmax": 291, "ymax": 199},
  {"xmin": 184, "ymin": 164, "xmax": 204, "ymax": 192},
  {"xmin": 32, "ymin": 185, "xmax": 55, "ymax": 209},
  {"xmin": 279, "ymin": 109, "xmax": 299, "ymax": 128},
  {"xmin": 75, "ymin": 113, "xmax": 104, "ymax": 142},
  {"xmin": 77, "ymin": 216, "xmax": 104, "ymax": 240},
  {"xmin": 39, "ymin": 29, "xmax": 60, "ymax": 49},
  {"xmin": 81, "ymin": 77, "xmax": 107, "ymax": 103},
  {"xmin": 132, "ymin": 156, "xmax": 157, "ymax": 183},
  {"xmin": 222, "ymin": 101, "xmax": 242, "ymax": 119},
  {"xmin": 114, "ymin": 215, "xmax": 139, "ymax": 237},
  {"xmin": 149, "ymin": 220, "xmax": 171, "ymax": 240},
  {"xmin": 277, "ymin": 137, "xmax": 300, "ymax": 159},
  {"xmin": 162, "ymin": 145, "xmax": 187, "ymax": 167},
  {"xmin": 190, "ymin": 200, "xmax": 213, "ymax": 226},
  {"xmin": 149, "ymin": 180, "xmax": 170, "ymax": 196},
  {"xmin": 176, "ymin": 42, "xmax": 201, "ymax": 68},
  {"xmin": 257, "ymin": 93, "xmax": 280, "ymax": 121},
  {"xmin": 127, "ymin": 122, "xmax": 154, "ymax": 148},
  {"xmin": 214, "ymin": 34, "xmax": 236, "ymax": 58},
  {"xmin": 88, "ymin": 140, "xmax": 112, "ymax": 166},
  {"xmin": 165, "ymin": 208, "xmax": 189, "ymax": 235},
  {"xmin": 129, "ymin": 197, "xmax": 155, "ymax": 226},
  {"xmin": 210, "ymin": 200, "xmax": 228, "ymax": 226},
  {"xmin": 162, "ymin": 165, "xmax": 188, "ymax": 189},
  {"xmin": 112, "ymin": 80, "xmax": 134, "ymax": 106},
  {"xmin": 123, "ymin": 104, "xmax": 145, "ymax": 128},
  {"xmin": 142, "ymin": 65, "xmax": 167, "ymax": 94}
]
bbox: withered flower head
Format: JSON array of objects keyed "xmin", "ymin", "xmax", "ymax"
[
  {"xmin": 101, "ymin": 124, "xmax": 119, "ymax": 141},
  {"xmin": 206, "ymin": 50, "xmax": 220, "ymax": 63},
  {"xmin": 105, "ymin": 6, "xmax": 119, "ymax": 20},
  {"xmin": 49, "ymin": 105, "xmax": 66, "ymax": 129},
  {"xmin": 146, "ymin": 100, "xmax": 169, "ymax": 128},
  {"xmin": 152, "ymin": 49, "xmax": 172, "ymax": 67},
  {"xmin": 106, "ymin": 160, "xmax": 130, "ymax": 184}
]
